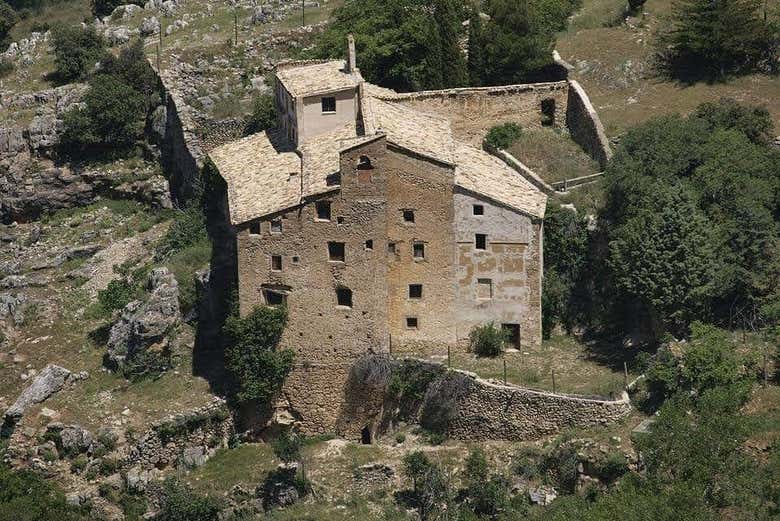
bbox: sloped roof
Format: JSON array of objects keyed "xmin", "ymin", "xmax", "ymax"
[{"xmin": 276, "ymin": 60, "xmax": 362, "ymax": 98}]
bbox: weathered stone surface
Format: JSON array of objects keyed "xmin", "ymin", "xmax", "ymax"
[
  {"xmin": 0, "ymin": 293, "xmax": 27, "ymax": 324},
  {"xmin": 59, "ymin": 424, "xmax": 94, "ymax": 455},
  {"xmin": 3, "ymin": 364, "xmax": 71, "ymax": 422},
  {"xmin": 140, "ymin": 16, "xmax": 160, "ymax": 35},
  {"xmin": 179, "ymin": 445, "xmax": 207, "ymax": 468},
  {"xmin": 106, "ymin": 268, "xmax": 180, "ymax": 371}
]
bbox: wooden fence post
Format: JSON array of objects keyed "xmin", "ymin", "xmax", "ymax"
[{"xmin": 552, "ymin": 369, "xmax": 556, "ymax": 393}]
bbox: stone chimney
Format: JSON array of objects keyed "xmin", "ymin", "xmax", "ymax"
[{"xmin": 346, "ymin": 34, "xmax": 356, "ymax": 74}]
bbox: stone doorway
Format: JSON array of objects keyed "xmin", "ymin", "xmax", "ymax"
[
  {"xmin": 361, "ymin": 425, "xmax": 372, "ymax": 445},
  {"xmin": 502, "ymin": 323, "xmax": 521, "ymax": 349}
]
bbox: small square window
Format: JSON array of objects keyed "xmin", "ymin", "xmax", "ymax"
[
  {"xmin": 413, "ymin": 242, "xmax": 425, "ymax": 259},
  {"xmin": 271, "ymin": 255, "xmax": 282, "ymax": 271},
  {"xmin": 473, "ymin": 204, "xmax": 484, "ymax": 216},
  {"xmin": 402, "ymin": 210, "xmax": 415, "ymax": 223},
  {"xmin": 337, "ymin": 216, "xmax": 345, "ymax": 225},
  {"xmin": 292, "ymin": 256, "xmax": 300, "ymax": 264},
  {"xmin": 249, "ymin": 222, "xmax": 261, "ymax": 235},
  {"xmin": 387, "ymin": 242, "xmax": 396, "ymax": 254},
  {"xmin": 365, "ymin": 239, "xmax": 373, "ymax": 250},
  {"xmin": 475, "ymin": 234, "xmax": 487, "ymax": 250},
  {"xmin": 321, "ymin": 96, "xmax": 336, "ymax": 113},
  {"xmin": 326, "ymin": 173, "xmax": 341, "ymax": 186},
  {"xmin": 264, "ymin": 290, "xmax": 286, "ymax": 306},
  {"xmin": 477, "ymin": 278, "xmax": 492, "ymax": 300},
  {"xmin": 316, "ymin": 201, "xmax": 331, "ymax": 221},
  {"xmin": 271, "ymin": 219, "xmax": 283, "ymax": 234},
  {"xmin": 406, "ymin": 317, "xmax": 418, "ymax": 329},
  {"xmin": 336, "ymin": 287, "xmax": 353, "ymax": 307},
  {"xmin": 409, "ymin": 284, "xmax": 423, "ymax": 299},
  {"xmin": 328, "ymin": 241, "xmax": 345, "ymax": 262}
]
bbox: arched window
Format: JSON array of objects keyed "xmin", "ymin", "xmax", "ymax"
[{"xmin": 357, "ymin": 155, "xmax": 373, "ymax": 170}]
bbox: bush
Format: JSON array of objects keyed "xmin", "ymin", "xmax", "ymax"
[
  {"xmin": 402, "ymin": 451, "xmax": 451, "ymax": 521},
  {"xmin": 223, "ymin": 305, "xmax": 294, "ymax": 404},
  {"xmin": 51, "ymin": 24, "xmax": 106, "ymax": 82},
  {"xmin": 540, "ymin": 444, "xmax": 579, "ymax": 493},
  {"xmin": 0, "ymin": 463, "xmax": 89, "ymax": 520},
  {"xmin": 92, "ymin": 0, "xmax": 140, "ymax": 17},
  {"xmin": 419, "ymin": 371, "xmax": 469, "ymax": 434},
  {"xmin": 469, "ymin": 322, "xmax": 506, "ymax": 357},
  {"xmin": 155, "ymin": 479, "xmax": 221, "ymax": 521},
  {"xmin": 244, "ymin": 94, "xmax": 277, "ymax": 135},
  {"xmin": 593, "ymin": 451, "xmax": 629, "ymax": 482},
  {"xmin": 0, "ymin": 1, "xmax": 18, "ymax": 45},
  {"xmin": 0, "ymin": 58, "xmax": 14, "ymax": 78},
  {"xmin": 272, "ymin": 429, "xmax": 302, "ymax": 464},
  {"xmin": 97, "ymin": 279, "xmax": 134, "ymax": 314},
  {"xmin": 484, "ymin": 122, "xmax": 522, "ymax": 150}
]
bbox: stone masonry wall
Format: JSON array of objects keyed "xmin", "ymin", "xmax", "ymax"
[{"xmin": 565, "ymin": 80, "xmax": 613, "ymax": 169}]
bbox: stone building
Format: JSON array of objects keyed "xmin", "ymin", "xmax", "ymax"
[{"xmin": 209, "ymin": 41, "xmax": 577, "ymax": 436}]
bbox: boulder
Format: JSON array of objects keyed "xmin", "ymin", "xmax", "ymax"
[
  {"xmin": 3, "ymin": 364, "xmax": 71, "ymax": 423},
  {"xmin": 179, "ymin": 446, "xmax": 207, "ymax": 468},
  {"xmin": 60, "ymin": 424, "xmax": 94, "ymax": 455},
  {"xmin": 125, "ymin": 466, "xmax": 152, "ymax": 492},
  {"xmin": 0, "ymin": 293, "xmax": 27, "ymax": 324},
  {"xmin": 139, "ymin": 16, "xmax": 160, "ymax": 36},
  {"xmin": 106, "ymin": 268, "xmax": 180, "ymax": 371}
]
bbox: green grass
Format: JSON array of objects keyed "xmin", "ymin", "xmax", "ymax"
[
  {"xmin": 553, "ymin": 177, "xmax": 607, "ymax": 214},
  {"xmin": 9, "ymin": 0, "xmax": 91, "ymax": 42},
  {"xmin": 507, "ymin": 128, "xmax": 601, "ymax": 184},
  {"xmin": 163, "ymin": 237, "xmax": 211, "ymax": 314},
  {"xmin": 187, "ymin": 444, "xmax": 278, "ymax": 496}
]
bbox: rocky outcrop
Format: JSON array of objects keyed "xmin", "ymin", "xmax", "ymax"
[
  {"xmin": 3, "ymin": 364, "xmax": 72, "ymax": 424},
  {"xmin": 106, "ymin": 268, "xmax": 180, "ymax": 372},
  {"xmin": 0, "ymin": 293, "xmax": 27, "ymax": 324}
]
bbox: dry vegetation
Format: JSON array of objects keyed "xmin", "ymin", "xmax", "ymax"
[{"xmin": 508, "ymin": 127, "xmax": 601, "ymax": 184}]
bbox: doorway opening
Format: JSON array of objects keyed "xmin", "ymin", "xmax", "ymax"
[
  {"xmin": 501, "ymin": 323, "xmax": 521, "ymax": 349},
  {"xmin": 361, "ymin": 426, "xmax": 372, "ymax": 445}
]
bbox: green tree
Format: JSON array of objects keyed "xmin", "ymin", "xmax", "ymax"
[
  {"xmin": 50, "ymin": 24, "xmax": 106, "ymax": 82},
  {"xmin": 244, "ymin": 94, "xmax": 277, "ymax": 135},
  {"xmin": 0, "ymin": 1, "xmax": 18, "ymax": 46},
  {"xmin": 467, "ymin": 9, "xmax": 486, "ymax": 86},
  {"xmin": 0, "ymin": 463, "xmax": 89, "ymax": 521},
  {"xmin": 402, "ymin": 451, "xmax": 451, "ymax": 521},
  {"xmin": 433, "ymin": 0, "xmax": 468, "ymax": 88},
  {"xmin": 657, "ymin": 0, "xmax": 778, "ymax": 80},
  {"xmin": 100, "ymin": 38, "xmax": 159, "ymax": 108},
  {"xmin": 223, "ymin": 305, "xmax": 294, "ymax": 404},
  {"xmin": 61, "ymin": 74, "xmax": 146, "ymax": 151},
  {"xmin": 469, "ymin": 322, "xmax": 506, "ymax": 357},
  {"xmin": 608, "ymin": 183, "xmax": 715, "ymax": 336},
  {"xmin": 691, "ymin": 98, "xmax": 775, "ymax": 144}
]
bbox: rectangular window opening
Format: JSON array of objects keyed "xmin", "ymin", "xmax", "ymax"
[
  {"xmin": 413, "ymin": 242, "xmax": 425, "ymax": 259},
  {"xmin": 477, "ymin": 278, "xmax": 493, "ymax": 300},
  {"xmin": 475, "ymin": 234, "xmax": 487, "ymax": 250},
  {"xmin": 321, "ymin": 96, "xmax": 336, "ymax": 113},
  {"xmin": 406, "ymin": 317, "xmax": 418, "ymax": 329},
  {"xmin": 387, "ymin": 242, "xmax": 396, "ymax": 254},
  {"xmin": 336, "ymin": 287, "xmax": 353, "ymax": 308},
  {"xmin": 473, "ymin": 204, "xmax": 484, "ymax": 216},
  {"xmin": 402, "ymin": 210, "xmax": 415, "ymax": 223},
  {"xmin": 249, "ymin": 222, "xmax": 261, "ymax": 235},
  {"xmin": 328, "ymin": 241, "xmax": 345, "ymax": 262},
  {"xmin": 264, "ymin": 290, "xmax": 286, "ymax": 306},
  {"xmin": 409, "ymin": 284, "xmax": 423, "ymax": 299},
  {"xmin": 315, "ymin": 201, "xmax": 331, "ymax": 221},
  {"xmin": 502, "ymin": 323, "xmax": 521, "ymax": 348},
  {"xmin": 365, "ymin": 239, "xmax": 373, "ymax": 250},
  {"xmin": 271, "ymin": 219, "xmax": 283, "ymax": 234},
  {"xmin": 271, "ymin": 255, "xmax": 283, "ymax": 271}
]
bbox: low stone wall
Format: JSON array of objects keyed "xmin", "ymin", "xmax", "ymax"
[
  {"xmin": 565, "ymin": 81, "xmax": 613, "ymax": 169},
  {"xmin": 124, "ymin": 398, "xmax": 233, "ymax": 470}
]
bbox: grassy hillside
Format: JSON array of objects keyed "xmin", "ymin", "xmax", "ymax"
[{"xmin": 556, "ymin": 0, "xmax": 780, "ymax": 135}]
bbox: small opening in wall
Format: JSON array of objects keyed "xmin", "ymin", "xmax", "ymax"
[
  {"xmin": 473, "ymin": 204, "xmax": 484, "ymax": 216},
  {"xmin": 402, "ymin": 210, "xmax": 415, "ymax": 223},
  {"xmin": 357, "ymin": 155, "xmax": 373, "ymax": 170},
  {"xmin": 316, "ymin": 201, "xmax": 331, "ymax": 221},
  {"xmin": 321, "ymin": 96, "xmax": 336, "ymax": 113},
  {"xmin": 328, "ymin": 242, "xmax": 345, "ymax": 262},
  {"xmin": 387, "ymin": 242, "xmax": 396, "ymax": 254},
  {"xmin": 326, "ymin": 173, "xmax": 341, "ymax": 186},
  {"xmin": 264, "ymin": 290, "xmax": 286, "ymax": 306},
  {"xmin": 502, "ymin": 323, "xmax": 521, "ymax": 348},
  {"xmin": 336, "ymin": 287, "xmax": 353, "ymax": 307},
  {"xmin": 337, "ymin": 216, "xmax": 345, "ymax": 225},
  {"xmin": 477, "ymin": 278, "xmax": 493, "ymax": 300},
  {"xmin": 413, "ymin": 242, "xmax": 425, "ymax": 259},
  {"xmin": 475, "ymin": 234, "xmax": 487, "ymax": 250},
  {"xmin": 249, "ymin": 222, "xmax": 261, "ymax": 235},
  {"xmin": 406, "ymin": 317, "xmax": 419, "ymax": 329},
  {"xmin": 541, "ymin": 98, "xmax": 556, "ymax": 126},
  {"xmin": 292, "ymin": 256, "xmax": 300, "ymax": 264},
  {"xmin": 270, "ymin": 219, "xmax": 282, "ymax": 234},
  {"xmin": 365, "ymin": 239, "xmax": 373, "ymax": 250},
  {"xmin": 361, "ymin": 426, "xmax": 372, "ymax": 444},
  {"xmin": 409, "ymin": 284, "xmax": 423, "ymax": 299},
  {"xmin": 271, "ymin": 255, "xmax": 282, "ymax": 271}
]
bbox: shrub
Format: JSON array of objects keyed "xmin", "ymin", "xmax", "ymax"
[
  {"xmin": 627, "ymin": 0, "xmax": 646, "ymax": 13},
  {"xmin": 593, "ymin": 452, "xmax": 629, "ymax": 482},
  {"xmin": 0, "ymin": 1, "xmax": 18, "ymax": 45},
  {"xmin": 92, "ymin": 0, "xmax": 140, "ymax": 17},
  {"xmin": 155, "ymin": 204, "xmax": 208, "ymax": 260},
  {"xmin": 70, "ymin": 455, "xmax": 89, "ymax": 474},
  {"xmin": 272, "ymin": 429, "xmax": 302, "ymax": 464},
  {"xmin": 484, "ymin": 122, "xmax": 522, "ymax": 149},
  {"xmin": 0, "ymin": 58, "xmax": 13, "ymax": 78},
  {"xmin": 419, "ymin": 371, "xmax": 470, "ymax": 435},
  {"xmin": 244, "ymin": 94, "xmax": 277, "ymax": 135},
  {"xmin": 51, "ymin": 24, "xmax": 106, "ymax": 82},
  {"xmin": 512, "ymin": 446, "xmax": 543, "ymax": 479},
  {"xmin": 402, "ymin": 451, "xmax": 451, "ymax": 521},
  {"xmin": 97, "ymin": 279, "xmax": 134, "ymax": 314},
  {"xmin": 540, "ymin": 444, "xmax": 579, "ymax": 493},
  {"xmin": 223, "ymin": 305, "xmax": 293, "ymax": 404},
  {"xmin": 395, "ymin": 433, "xmax": 406, "ymax": 444},
  {"xmin": 0, "ymin": 463, "xmax": 89, "ymax": 520},
  {"xmin": 155, "ymin": 479, "xmax": 221, "ymax": 521},
  {"xmin": 469, "ymin": 322, "xmax": 506, "ymax": 357}
]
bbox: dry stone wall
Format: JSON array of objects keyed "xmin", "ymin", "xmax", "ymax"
[{"xmin": 564, "ymin": 81, "xmax": 613, "ymax": 169}]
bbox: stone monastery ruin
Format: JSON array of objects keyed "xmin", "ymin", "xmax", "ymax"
[{"xmin": 209, "ymin": 37, "xmax": 616, "ymax": 437}]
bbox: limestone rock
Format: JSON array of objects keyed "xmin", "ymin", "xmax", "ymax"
[
  {"xmin": 60, "ymin": 424, "xmax": 94, "ymax": 455},
  {"xmin": 106, "ymin": 268, "xmax": 180, "ymax": 371},
  {"xmin": 179, "ymin": 445, "xmax": 207, "ymax": 468},
  {"xmin": 0, "ymin": 293, "xmax": 27, "ymax": 324},
  {"xmin": 139, "ymin": 16, "xmax": 160, "ymax": 36},
  {"xmin": 3, "ymin": 364, "xmax": 71, "ymax": 423},
  {"xmin": 529, "ymin": 485, "xmax": 557, "ymax": 505}
]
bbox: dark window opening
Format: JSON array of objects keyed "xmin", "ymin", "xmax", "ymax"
[
  {"xmin": 365, "ymin": 239, "xmax": 373, "ymax": 250},
  {"xmin": 249, "ymin": 222, "xmax": 261, "ymax": 235},
  {"xmin": 409, "ymin": 284, "xmax": 423, "ymax": 299},
  {"xmin": 264, "ymin": 290, "xmax": 286, "ymax": 306},
  {"xmin": 357, "ymin": 155, "xmax": 373, "ymax": 170},
  {"xmin": 502, "ymin": 323, "xmax": 521, "ymax": 348},
  {"xmin": 541, "ymin": 98, "xmax": 556, "ymax": 126},
  {"xmin": 406, "ymin": 317, "xmax": 418, "ymax": 329},
  {"xmin": 473, "ymin": 204, "xmax": 484, "ymax": 216},
  {"xmin": 337, "ymin": 216, "xmax": 345, "ymax": 225},
  {"xmin": 336, "ymin": 287, "xmax": 353, "ymax": 307},
  {"xmin": 413, "ymin": 242, "xmax": 425, "ymax": 259},
  {"xmin": 316, "ymin": 201, "xmax": 331, "ymax": 221},
  {"xmin": 361, "ymin": 426, "xmax": 372, "ymax": 444},
  {"xmin": 387, "ymin": 242, "xmax": 396, "ymax": 254},
  {"xmin": 292, "ymin": 256, "xmax": 300, "ymax": 264},
  {"xmin": 328, "ymin": 241, "xmax": 345, "ymax": 262},
  {"xmin": 271, "ymin": 219, "xmax": 282, "ymax": 233},
  {"xmin": 271, "ymin": 255, "xmax": 282, "ymax": 271},
  {"xmin": 475, "ymin": 234, "xmax": 487, "ymax": 250},
  {"xmin": 402, "ymin": 210, "xmax": 415, "ymax": 223},
  {"xmin": 322, "ymin": 96, "xmax": 336, "ymax": 113},
  {"xmin": 326, "ymin": 173, "xmax": 341, "ymax": 186}
]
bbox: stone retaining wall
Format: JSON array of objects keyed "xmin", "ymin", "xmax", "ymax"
[{"xmin": 565, "ymin": 81, "xmax": 613, "ymax": 169}]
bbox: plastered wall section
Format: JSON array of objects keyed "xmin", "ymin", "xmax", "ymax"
[
  {"xmin": 235, "ymin": 137, "xmax": 390, "ymax": 435},
  {"xmin": 383, "ymin": 82, "xmax": 570, "ymax": 146},
  {"xmin": 300, "ymin": 88, "xmax": 358, "ymax": 141},
  {"xmin": 453, "ymin": 190, "xmax": 543, "ymax": 347},
  {"xmin": 385, "ymin": 147, "xmax": 457, "ymax": 348}
]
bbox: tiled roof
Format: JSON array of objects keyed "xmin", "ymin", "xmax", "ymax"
[
  {"xmin": 276, "ymin": 60, "xmax": 362, "ymax": 98},
  {"xmin": 454, "ymin": 143, "xmax": 547, "ymax": 219}
]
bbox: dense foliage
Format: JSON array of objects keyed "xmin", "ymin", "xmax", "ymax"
[
  {"xmin": 0, "ymin": 463, "xmax": 89, "ymax": 521},
  {"xmin": 244, "ymin": 93, "xmax": 277, "ymax": 135},
  {"xmin": 154, "ymin": 479, "xmax": 221, "ymax": 521},
  {"xmin": 484, "ymin": 122, "xmax": 522, "ymax": 150},
  {"xmin": 656, "ymin": 0, "xmax": 778, "ymax": 80},
  {"xmin": 468, "ymin": 322, "xmax": 507, "ymax": 357},
  {"xmin": 91, "ymin": 0, "xmax": 140, "ymax": 17},
  {"xmin": 50, "ymin": 24, "xmax": 106, "ymax": 82},
  {"xmin": 0, "ymin": 1, "xmax": 18, "ymax": 47},
  {"xmin": 223, "ymin": 305, "xmax": 294, "ymax": 404}
]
